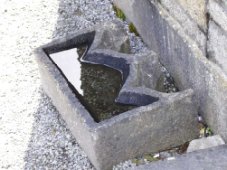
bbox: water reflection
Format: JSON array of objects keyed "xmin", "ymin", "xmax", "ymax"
[
  {"xmin": 49, "ymin": 47, "xmax": 134, "ymax": 122},
  {"xmin": 50, "ymin": 48, "xmax": 84, "ymax": 95}
]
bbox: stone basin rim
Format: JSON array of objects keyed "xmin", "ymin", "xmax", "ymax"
[
  {"xmin": 35, "ymin": 22, "xmax": 199, "ymax": 169},
  {"xmin": 35, "ymin": 26, "xmax": 195, "ymax": 128}
]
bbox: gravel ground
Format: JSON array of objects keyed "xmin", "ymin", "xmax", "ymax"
[{"xmin": 0, "ymin": 0, "xmax": 147, "ymax": 169}]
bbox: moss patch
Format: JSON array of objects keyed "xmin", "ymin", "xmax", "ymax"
[
  {"xmin": 129, "ymin": 23, "xmax": 139, "ymax": 36},
  {"xmin": 112, "ymin": 4, "xmax": 140, "ymax": 37},
  {"xmin": 113, "ymin": 5, "xmax": 126, "ymax": 21},
  {"xmin": 143, "ymin": 154, "xmax": 159, "ymax": 162}
]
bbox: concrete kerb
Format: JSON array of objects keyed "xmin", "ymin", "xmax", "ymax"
[
  {"xmin": 132, "ymin": 145, "xmax": 227, "ymax": 170},
  {"xmin": 35, "ymin": 23, "xmax": 198, "ymax": 169}
]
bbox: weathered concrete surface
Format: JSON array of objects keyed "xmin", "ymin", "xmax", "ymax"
[
  {"xmin": 132, "ymin": 145, "xmax": 227, "ymax": 170},
  {"xmin": 159, "ymin": 0, "xmax": 206, "ymax": 53},
  {"xmin": 95, "ymin": 90, "xmax": 197, "ymax": 169},
  {"xmin": 187, "ymin": 135, "xmax": 225, "ymax": 152},
  {"xmin": 207, "ymin": 21, "xmax": 227, "ymax": 75},
  {"xmin": 208, "ymin": 0, "xmax": 227, "ymax": 33},
  {"xmin": 176, "ymin": 0, "xmax": 207, "ymax": 31},
  {"xmin": 89, "ymin": 21, "xmax": 130, "ymax": 53},
  {"xmin": 36, "ymin": 23, "xmax": 198, "ymax": 169},
  {"xmin": 114, "ymin": 0, "xmax": 227, "ymax": 141},
  {"xmin": 207, "ymin": 0, "xmax": 227, "ymax": 75}
]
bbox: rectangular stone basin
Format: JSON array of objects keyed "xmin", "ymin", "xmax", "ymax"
[{"xmin": 35, "ymin": 26, "xmax": 198, "ymax": 169}]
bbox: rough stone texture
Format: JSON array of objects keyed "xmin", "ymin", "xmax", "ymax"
[
  {"xmin": 36, "ymin": 23, "xmax": 198, "ymax": 169},
  {"xmin": 114, "ymin": 0, "xmax": 206, "ymax": 54},
  {"xmin": 207, "ymin": 0, "xmax": 227, "ymax": 75},
  {"xmin": 187, "ymin": 135, "xmax": 225, "ymax": 153},
  {"xmin": 208, "ymin": 0, "xmax": 227, "ymax": 33},
  {"xmin": 90, "ymin": 21, "xmax": 130, "ymax": 53},
  {"xmin": 114, "ymin": 0, "xmax": 227, "ymax": 142},
  {"xmin": 132, "ymin": 145, "xmax": 227, "ymax": 170},
  {"xmin": 207, "ymin": 21, "xmax": 227, "ymax": 75},
  {"xmin": 158, "ymin": 0, "xmax": 206, "ymax": 53},
  {"xmin": 176, "ymin": 0, "xmax": 207, "ymax": 31}
]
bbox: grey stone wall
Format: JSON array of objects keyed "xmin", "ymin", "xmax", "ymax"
[
  {"xmin": 175, "ymin": 0, "xmax": 207, "ymax": 31},
  {"xmin": 158, "ymin": 0, "xmax": 207, "ymax": 54},
  {"xmin": 207, "ymin": 0, "xmax": 227, "ymax": 75}
]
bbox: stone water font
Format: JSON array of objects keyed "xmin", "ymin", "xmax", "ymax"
[{"xmin": 36, "ymin": 22, "xmax": 198, "ymax": 169}]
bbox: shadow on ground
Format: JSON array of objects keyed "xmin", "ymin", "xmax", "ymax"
[{"xmin": 24, "ymin": 88, "xmax": 94, "ymax": 169}]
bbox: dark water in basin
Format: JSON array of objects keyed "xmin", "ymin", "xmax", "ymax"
[{"xmin": 49, "ymin": 47, "xmax": 135, "ymax": 122}]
